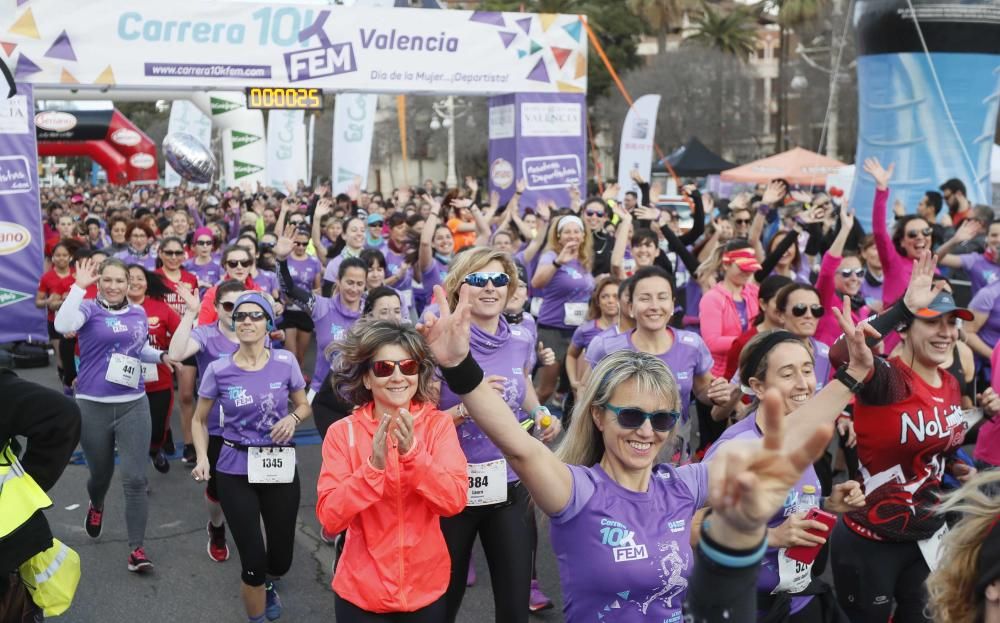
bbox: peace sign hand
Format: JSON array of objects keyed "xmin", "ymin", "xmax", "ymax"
[
  {"xmin": 417, "ymin": 284, "xmax": 472, "ymax": 368},
  {"xmin": 707, "ymin": 389, "xmax": 833, "ymax": 534}
]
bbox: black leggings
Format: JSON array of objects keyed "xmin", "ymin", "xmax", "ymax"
[
  {"xmin": 58, "ymin": 336, "xmax": 77, "ymax": 387},
  {"xmin": 205, "ymin": 435, "xmax": 223, "ymax": 502},
  {"xmin": 440, "ymin": 483, "xmax": 531, "ymax": 623},
  {"xmin": 830, "ymin": 519, "xmax": 931, "ymax": 623},
  {"xmin": 312, "ymin": 374, "xmax": 352, "ymax": 442},
  {"xmin": 696, "ymin": 399, "xmax": 726, "ymax": 453},
  {"xmin": 146, "ymin": 388, "xmax": 173, "ymax": 453},
  {"xmin": 216, "ymin": 471, "xmax": 301, "ymax": 587},
  {"xmin": 334, "ymin": 593, "xmax": 446, "ymax": 622}
]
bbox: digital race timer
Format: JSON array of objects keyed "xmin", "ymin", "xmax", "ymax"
[{"xmin": 244, "ymin": 87, "xmax": 323, "ymax": 110}]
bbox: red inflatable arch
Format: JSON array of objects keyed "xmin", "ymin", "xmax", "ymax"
[{"xmin": 35, "ymin": 108, "xmax": 157, "ymax": 185}]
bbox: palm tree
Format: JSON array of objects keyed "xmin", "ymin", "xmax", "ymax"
[
  {"xmin": 772, "ymin": 0, "xmax": 825, "ymax": 150},
  {"xmin": 626, "ymin": 0, "xmax": 692, "ymax": 55},
  {"xmin": 687, "ymin": 3, "xmax": 757, "ymax": 152}
]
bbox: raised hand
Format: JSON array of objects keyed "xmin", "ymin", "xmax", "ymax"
[
  {"xmin": 633, "ymin": 206, "xmax": 658, "ymax": 221},
  {"xmin": 831, "ymin": 294, "xmax": 878, "ymax": 379},
  {"xmin": 707, "ymin": 389, "xmax": 833, "ymax": 535},
  {"xmin": 314, "ymin": 198, "xmax": 333, "ymax": 217},
  {"xmin": 274, "ymin": 224, "xmax": 296, "ymax": 260},
  {"xmin": 417, "ymin": 284, "xmax": 472, "ymax": 368},
  {"xmin": 489, "ymin": 190, "xmax": 500, "ymax": 211},
  {"xmin": 952, "ymin": 219, "xmax": 982, "ymax": 244},
  {"xmin": 901, "ymin": 251, "xmax": 944, "ymax": 313},
  {"xmin": 175, "ymin": 283, "xmax": 201, "ymax": 315},
  {"xmin": 863, "ymin": 157, "xmax": 895, "ymax": 190},
  {"xmin": 762, "ymin": 180, "xmax": 787, "ymax": 205},
  {"xmin": 515, "ymin": 178, "xmax": 526, "ymax": 194},
  {"xmin": 602, "ymin": 183, "xmax": 620, "ymax": 202},
  {"xmin": 74, "ymin": 257, "xmax": 99, "ymax": 289}
]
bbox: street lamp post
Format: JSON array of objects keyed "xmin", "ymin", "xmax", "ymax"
[{"xmin": 429, "ymin": 95, "xmax": 473, "ymax": 188}]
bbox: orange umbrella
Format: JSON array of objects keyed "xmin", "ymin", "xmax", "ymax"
[{"xmin": 720, "ymin": 147, "xmax": 847, "ymax": 186}]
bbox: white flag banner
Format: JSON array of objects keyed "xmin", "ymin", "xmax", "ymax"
[
  {"xmin": 266, "ymin": 110, "xmax": 307, "ymax": 189},
  {"xmin": 165, "ymin": 100, "xmax": 212, "ymax": 188},
  {"xmin": 616, "ymin": 94, "xmax": 661, "ymax": 201},
  {"xmin": 306, "ymin": 113, "xmax": 315, "ymax": 186},
  {"xmin": 332, "ymin": 93, "xmax": 378, "ymax": 195}
]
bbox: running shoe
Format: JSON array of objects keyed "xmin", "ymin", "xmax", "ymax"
[
  {"xmin": 152, "ymin": 448, "xmax": 170, "ymax": 474},
  {"xmin": 529, "ymin": 579, "xmax": 554, "ymax": 612},
  {"xmin": 127, "ymin": 547, "xmax": 154, "ymax": 573},
  {"xmin": 85, "ymin": 503, "xmax": 103, "ymax": 538},
  {"xmin": 207, "ymin": 522, "xmax": 230, "ymax": 562},
  {"xmin": 264, "ymin": 581, "xmax": 282, "ymax": 621},
  {"xmin": 182, "ymin": 443, "xmax": 196, "ymax": 466},
  {"xmin": 466, "ymin": 559, "xmax": 476, "ymax": 587}
]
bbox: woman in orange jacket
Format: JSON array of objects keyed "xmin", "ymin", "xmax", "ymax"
[{"xmin": 317, "ymin": 319, "xmax": 468, "ymax": 620}]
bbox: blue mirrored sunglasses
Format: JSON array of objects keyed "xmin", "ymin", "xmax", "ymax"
[{"xmin": 463, "ymin": 271, "xmax": 510, "ymax": 288}]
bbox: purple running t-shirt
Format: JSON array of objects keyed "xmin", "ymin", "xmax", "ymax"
[
  {"xmin": 959, "ymin": 253, "xmax": 1000, "ymax": 292},
  {"xmin": 439, "ymin": 318, "xmax": 534, "ymax": 482},
  {"xmin": 550, "ymin": 462, "xmax": 708, "ymax": 623},
  {"xmin": 704, "ymin": 413, "xmax": 822, "ymax": 616},
  {"xmin": 114, "ymin": 248, "xmax": 156, "ymax": 270},
  {"xmin": 198, "ymin": 348, "xmax": 306, "ymax": 476},
  {"xmin": 184, "ymin": 258, "xmax": 223, "ymax": 293},
  {"xmin": 190, "ymin": 323, "xmax": 239, "ymax": 435},
  {"xmin": 570, "ymin": 319, "xmax": 605, "ymax": 350},
  {"xmin": 536, "ymin": 251, "xmax": 595, "ymax": 330},
  {"xmin": 309, "ymin": 295, "xmax": 361, "ymax": 391},
  {"xmin": 74, "ymin": 299, "xmax": 152, "ymax": 400},
  {"xmin": 285, "ymin": 255, "xmax": 323, "ymax": 312}
]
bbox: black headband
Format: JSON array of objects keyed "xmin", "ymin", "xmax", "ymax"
[
  {"xmin": 976, "ymin": 515, "xmax": 1000, "ymax": 596},
  {"xmin": 741, "ymin": 330, "xmax": 800, "ymax": 387}
]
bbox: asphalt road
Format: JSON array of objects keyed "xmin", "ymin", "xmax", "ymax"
[{"xmin": 14, "ymin": 357, "xmax": 568, "ymax": 623}]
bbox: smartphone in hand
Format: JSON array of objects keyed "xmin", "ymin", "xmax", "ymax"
[{"xmin": 785, "ymin": 508, "xmax": 837, "ymax": 564}]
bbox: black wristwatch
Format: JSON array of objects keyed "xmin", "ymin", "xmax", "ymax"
[
  {"xmin": 552, "ymin": 260, "xmax": 563, "ymax": 269},
  {"xmin": 834, "ymin": 365, "xmax": 865, "ymax": 394}
]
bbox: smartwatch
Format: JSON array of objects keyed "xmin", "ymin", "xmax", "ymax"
[{"xmin": 834, "ymin": 366, "xmax": 865, "ymax": 394}]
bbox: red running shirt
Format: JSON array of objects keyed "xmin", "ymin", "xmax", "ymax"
[
  {"xmin": 139, "ymin": 297, "xmax": 181, "ymax": 393},
  {"xmin": 846, "ymin": 356, "xmax": 965, "ymax": 542},
  {"xmin": 37, "ymin": 269, "xmax": 75, "ymax": 321},
  {"xmin": 155, "ymin": 268, "xmax": 199, "ymax": 318}
]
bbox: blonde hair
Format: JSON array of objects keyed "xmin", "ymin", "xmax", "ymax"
[
  {"xmin": 546, "ymin": 214, "xmax": 593, "ymax": 271},
  {"xmin": 442, "ymin": 247, "xmax": 519, "ymax": 311},
  {"xmin": 695, "ymin": 243, "xmax": 726, "ymax": 284},
  {"xmin": 926, "ymin": 470, "xmax": 1000, "ymax": 623},
  {"xmin": 555, "ymin": 350, "xmax": 679, "ymax": 466}
]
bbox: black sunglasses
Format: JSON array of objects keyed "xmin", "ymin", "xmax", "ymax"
[
  {"xmin": 905, "ymin": 227, "xmax": 933, "ymax": 239},
  {"xmin": 233, "ymin": 310, "xmax": 267, "ymax": 322},
  {"xmin": 733, "ymin": 218, "xmax": 751, "ymax": 226},
  {"xmin": 585, "ymin": 210, "xmax": 605, "ymax": 217},
  {"xmin": 791, "ymin": 303, "xmax": 825, "ymax": 318},
  {"xmin": 463, "ymin": 272, "xmax": 510, "ymax": 288},
  {"xmin": 292, "ymin": 241, "xmax": 307, "ymax": 247},
  {"xmin": 838, "ymin": 268, "xmax": 865, "ymax": 278},
  {"xmin": 161, "ymin": 250, "xmax": 185, "ymax": 257},
  {"xmin": 606, "ymin": 404, "xmax": 679, "ymax": 433},
  {"xmin": 195, "ymin": 239, "xmax": 214, "ymax": 247},
  {"xmin": 226, "ymin": 259, "xmax": 253, "ymax": 268}
]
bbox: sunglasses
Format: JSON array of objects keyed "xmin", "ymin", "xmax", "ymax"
[
  {"xmin": 161, "ymin": 250, "xmax": 185, "ymax": 257},
  {"xmin": 371, "ymin": 359, "xmax": 419, "ymax": 377},
  {"xmin": 292, "ymin": 241, "xmax": 307, "ymax": 247},
  {"xmin": 463, "ymin": 271, "xmax": 511, "ymax": 288},
  {"xmin": 195, "ymin": 239, "xmax": 214, "ymax": 246},
  {"xmin": 606, "ymin": 403, "xmax": 679, "ymax": 433},
  {"xmin": 905, "ymin": 227, "xmax": 933, "ymax": 239},
  {"xmin": 288, "ymin": 220, "xmax": 305, "ymax": 227},
  {"xmin": 226, "ymin": 259, "xmax": 253, "ymax": 268},
  {"xmin": 791, "ymin": 303, "xmax": 825, "ymax": 318},
  {"xmin": 369, "ymin": 222, "xmax": 384, "ymax": 228},
  {"xmin": 733, "ymin": 218, "xmax": 751, "ymax": 226},
  {"xmin": 585, "ymin": 210, "xmax": 605, "ymax": 217},
  {"xmin": 838, "ymin": 268, "xmax": 865, "ymax": 278},
  {"xmin": 232, "ymin": 310, "xmax": 267, "ymax": 322},
  {"xmin": 219, "ymin": 301, "xmax": 236, "ymax": 312}
]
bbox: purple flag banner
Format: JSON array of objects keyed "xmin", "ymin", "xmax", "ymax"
[
  {"xmin": 0, "ymin": 84, "xmax": 46, "ymax": 344},
  {"xmin": 488, "ymin": 93, "xmax": 586, "ymax": 211}
]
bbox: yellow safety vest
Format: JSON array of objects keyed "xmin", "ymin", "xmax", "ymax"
[
  {"xmin": 1, "ymin": 443, "xmax": 80, "ymax": 616},
  {"xmin": 0, "ymin": 443, "xmax": 52, "ymax": 538}
]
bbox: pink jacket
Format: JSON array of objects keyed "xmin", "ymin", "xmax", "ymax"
[
  {"xmin": 975, "ymin": 345, "xmax": 1000, "ymax": 466},
  {"xmin": 815, "ymin": 252, "xmax": 868, "ymax": 346},
  {"xmin": 699, "ymin": 282, "xmax": 760, "ymax": 376},
  {"xmin": 872, "ymin": 187, "xmax": 912, "ymax": 308}
]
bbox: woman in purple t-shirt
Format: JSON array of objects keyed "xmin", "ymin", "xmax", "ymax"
[
  {"xmin": 438, "ymin": 248, "xmax": 562, "ymax": 623},
  {"xmin": 184, "ymin": 227, "xmax": 223, "ymax": 294},
  {"xmin": 280, "ymin": 227, "xmax": 323, "ymax": 370},
  {"xmin": 191, "ymin": 292, "xmax": 311, "ymax": 623},
  {"xmin": 566, "ymin": 276, "xmax": 619, "ymax": 400},
  {"xmin": 700, "ymin": 330, "xmax": 865, "ymax": 621},
  {"xmin": 415, "ymin": 210, "xmax": 454, "ymax": 314},
  {"xmin": 532, "ymin": 215, "xmax": 596, "ymax": 404},
  {"xmin": 54, "ymin": 256, "xmax": 172, "ymax": 574},
  {"xmin": 418, "ymin": 282, "xmax": 876, "ymax": 623}
]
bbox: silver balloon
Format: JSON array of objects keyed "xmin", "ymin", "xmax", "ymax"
[{"xmin": 163, "ymin": 133, "xmax": 216, "ymax": 184}]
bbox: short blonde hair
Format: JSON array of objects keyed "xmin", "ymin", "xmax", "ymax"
[
  {"xmin": 546, "ymin": 215, "xmax": 593, "ymax": 271},
  {"xmin": 442, "ymin": 247, "xmax": 519, "ymax": 311},
  {"xmin": 555, "ymin": 350, "xmax": 680, "ymax": 466}
]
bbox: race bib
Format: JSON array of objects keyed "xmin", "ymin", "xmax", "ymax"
[
  {"xmin": 563, "ymin": 302, "xmax": 587, "ymax": 327},
  {"xmin": 105, "ymin": 353, "xmax": 141, "ymax": 389},
  {"xmin": 773, "ymin": 549, "xmax": 813, "ymax": 594},
  {"xmin": 466, "ymin": 459, "xmax": 507, "ymax": 506},
  {"xmin": 247, "ymin": 447, "xmax": 296, "ymax": 484},
  {"xmin": 918, "ymin": 524, "xmax": 949, "ymax": 572},
  {"xmin": 530, "ymin": 297, "xmax": 543, "ymax": 317},
  {"xmin": 141, "ymin": 363, "xmax": 159, "ymax": 383},
  {"xmin": 399, "ymin": 288, "xmax": 414, "ymax": 312}
]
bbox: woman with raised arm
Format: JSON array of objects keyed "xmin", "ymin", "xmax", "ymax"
[
  {"xmin": 168, "ymin": 279, "xmax": 245, "ymax": 563},
  {"xmin": 316, "ymin": 320, "xmax": 467, "ymax": 621},
  {"xmin": 417, "ymin": 279, "xmax": 874, "ymax": 622},
  {"xmin": 814, "ymin": 209, "xmax": 868, "ymax": 346},
  {"xmin": 827, "ymin": 251, "xmax": 989, "ymax": 623}
]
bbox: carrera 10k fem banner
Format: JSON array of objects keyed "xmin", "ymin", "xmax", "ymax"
[
  {"xmin": 0, "ymin": 1, "xmax": 587, "ymax": 96},
  {"xmin": 0, "ymin": 84, "xmax": 47, "ymax": 344}
]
